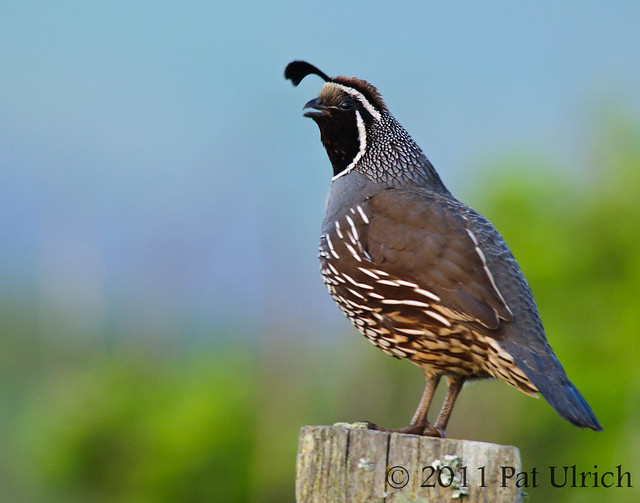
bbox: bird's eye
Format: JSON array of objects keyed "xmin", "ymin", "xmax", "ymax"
[{"xmin": 339, "ymin": 100, "xmax": 354, "ymax": 110}]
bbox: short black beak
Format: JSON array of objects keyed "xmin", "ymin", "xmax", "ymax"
[{"xmin": 303, "ymin": 98, "xmax": 327, "ymax": 118}]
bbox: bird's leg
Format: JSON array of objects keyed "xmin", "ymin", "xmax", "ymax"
[
  {"xmin": 432, "ymin": 376, "xmax": 465, "ymax": 437},
  {"xmin": 403, "ymin": 374, "xmax": 441, "ymax": 435},
  {"xmin": 364, "ymin": 374, "xmax": 442, "ymax": 436}
]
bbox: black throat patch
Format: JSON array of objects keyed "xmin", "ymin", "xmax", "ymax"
[{"xmin": 311, "ymin": 111, "xmax": 362, "ymax": 178}]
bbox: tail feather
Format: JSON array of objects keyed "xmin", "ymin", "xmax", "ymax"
[{"xmin": 502, "ymin": 340, "xmax": 602, "ymax": 431}]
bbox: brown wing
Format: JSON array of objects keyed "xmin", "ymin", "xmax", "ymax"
[{"xmin": 362, "ymin": 188, "xmax": 513, "ymax": 330}]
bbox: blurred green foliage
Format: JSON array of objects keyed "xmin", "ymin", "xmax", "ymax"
[
  {"xmin": 1, "ymin": 329, "xmax": 256, "ymax": 502},
  {"xmin": 2, "ymin": 112, "xmax": 639, "ymax": 502}
]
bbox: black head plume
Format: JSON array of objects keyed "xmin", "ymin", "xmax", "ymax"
[{"xmin": 284, "ymin": 60, "xmax": 330, "ymax": 86}]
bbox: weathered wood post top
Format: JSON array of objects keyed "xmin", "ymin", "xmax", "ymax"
[{"xmin": 296, "ymin": 424, "xmax": 522, "ymax": 502}]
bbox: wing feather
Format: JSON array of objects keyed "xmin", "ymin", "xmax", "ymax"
[{"xmin": 363, "ymin": 188, "xmax": 513, "ymax": 330}]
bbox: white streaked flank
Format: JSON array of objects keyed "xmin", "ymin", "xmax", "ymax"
[
  {"xmin": 377, "ymin": 279, "xmax": 400, "ymax": 287},
  {"xmin": 356, "ymin": 205, "xmax": 370, "ymax": 224},
  {"xmin": 398, "ymin": 299, "xmax": 431, "ymax": 308},
  {"xmin": 395, "ymin": 279, "xmax": 418, "ymax": 288},
  {"xmin": 425, "ymin": 309, "xmax": 452, "ymax": 327},
  {"xmin": 341, "ymin": 273, "xmax": 374, "ymax": 289},
  {"xmin": 346, "ymin": 287, "xmax": 366, "ymax": 300},
  {"xmin": 414, "ymin": 287, "xmax": 440, "ymax": 302},
  {"xmin": 340, "ymin": 273, "xmax": 358, "ymax": 285},
  {"xmin": 395, "ymin": 327, "xmax": 426, "ymax": 336},
  {"xmin": 358, "ymin": 267, "xmax": 380, "ymax": 279},
  {"xmin": 380, "ymin": 299, "xmax": 430, "ymax": 308},
  {"xmin": 325, "ymin": 233, "xmax": 340, "ymax": 259},
  {"xmin": 345, "ymin": 215, "xmax": 358, "ymax": 242},
  {"xmin": 344, "ymin": 242, "xmax": 362, "ymax": 262},
  {"xmin": 335, "ymin": 221, "xmax": 343, "ymax": 239}
]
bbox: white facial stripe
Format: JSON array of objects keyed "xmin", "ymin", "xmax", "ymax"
[
  {"xmin": 332, "ymin": 110, "xmax": 366, "ymax": 181},
  {"xmin": 328, "ymin": 82, "xmax": 382, "ymax": 121}
]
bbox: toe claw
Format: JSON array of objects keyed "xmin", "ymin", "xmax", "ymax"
[{"xmin": 359, "ymin": 421, "xmax": 444, "ymax": 437}]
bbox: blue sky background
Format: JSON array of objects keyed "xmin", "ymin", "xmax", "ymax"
[{"xmin": 2, "ymin": 1, "xmax": 639, "ymax": 343}]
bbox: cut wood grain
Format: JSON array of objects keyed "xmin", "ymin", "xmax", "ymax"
[{"xmin": 296, "ymin": 424, "xmax": 522, "ymax": 502}]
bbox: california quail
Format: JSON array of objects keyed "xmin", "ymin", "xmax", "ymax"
[{"xmin": 285, "ymin": 60, "xmax": 602, "ymax": 436}]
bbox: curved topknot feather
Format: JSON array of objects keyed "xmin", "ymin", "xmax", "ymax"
[{"xmin": 284, "ymin": 60, "xmax": 330, "ymax": 86}]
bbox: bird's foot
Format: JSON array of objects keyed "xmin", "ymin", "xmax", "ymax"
[{"xmin": 361, "ymin": 421, "xmax": 445, "ymax": 437}]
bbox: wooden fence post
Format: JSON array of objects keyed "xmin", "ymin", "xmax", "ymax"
[{"xmin": 296, "ymin": 424, "xmax": 522, "ymax": 502}]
